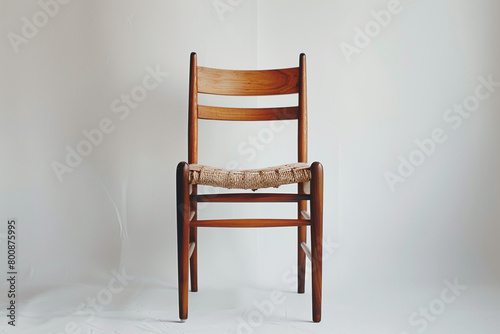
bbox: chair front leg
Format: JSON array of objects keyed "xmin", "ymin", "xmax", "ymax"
[
  {"xmin": 310, "ymin": 162, "xmax": 323, "ymax": 323},
  {"xmin": 177, "ymin": 162, "xmax": 190, "ymax": 320}
]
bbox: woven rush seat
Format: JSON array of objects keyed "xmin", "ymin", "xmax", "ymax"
[{"xmin": 188, "ymin": 163, "xmax": 311, "ymax": 190}]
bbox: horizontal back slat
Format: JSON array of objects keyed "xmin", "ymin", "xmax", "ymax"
[
  {"xmin": 198, "ymin": 105, "xmax": 299, "ymax": 121},
  {"xmin": 198, "ymin": 66, "xmax": 299, "ymax": 96}
]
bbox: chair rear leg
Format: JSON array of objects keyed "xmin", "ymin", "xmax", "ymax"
[
  {"xmin": 298, "ymin": 183, "xmax": 307, "ymax": 293},
  {"xmin": 177, "ymin": 162, "xmax": 190, "ymax": 320},
  {"xmin": 297, "ymin": 225, "xmax": 306, "ymax": 293},
  {"xmin": 310, "ymin": 162, "xmax": 323, "ymax": 323},
  {"xmin": 189, "ymin": 225, "xmax": 198, "ymax": 292},
  {"xmin": 189, "ymin": 184, "xmax": 198, "ymax": 292}
]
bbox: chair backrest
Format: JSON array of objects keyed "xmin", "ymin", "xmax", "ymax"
[{"xmin": 188, "ymin": 52, "xmax": 307, "ymax": 165}]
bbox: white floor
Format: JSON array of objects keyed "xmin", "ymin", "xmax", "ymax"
[{"xmin": 5, "ymin": 280, "xmax": 500, "ymax": 334}]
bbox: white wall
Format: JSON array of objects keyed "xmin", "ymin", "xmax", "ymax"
[
  {"xmin": 334, "ymin": 0, "xmax": 500, "ymax": 288},
  {"xmin": 1, "ymin": 0, "xmax": 499, "ymax": 333}
]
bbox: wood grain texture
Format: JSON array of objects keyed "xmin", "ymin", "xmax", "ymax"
[
  {"xmin": 198, "ymin": 66, "xmax": 299, "ymax": 96},
  {"xmin": 198, "ymin": 105, "xmax": 299, "ymax": 121}
]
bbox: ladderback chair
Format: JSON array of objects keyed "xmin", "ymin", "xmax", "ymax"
[{"xmin": 177, "ymin": 52, "xmax": 323, "ymax": 322}]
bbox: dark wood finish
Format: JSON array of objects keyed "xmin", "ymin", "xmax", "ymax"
[
  {"xmin": 310, "ymin": 162, "xmax": 323, "ymax": 323},
  {"xmin": 177, "ymin": 53, "xmax": 323, "ymax": 322},
  {"xmin": 192, "ymin": 219, "xmax": 310, "ymax": 228},
  {"xmin": 192, "ymin": 193, "xmax": 310, "ymax": 203},
  {"xmin": 198, "ymin": 66, "xmax": 299, "ymax": 96},
  {"xmin": 189, "ymin": 226, "xmax": 197, "ymax": 292},
  {"xmin": 297, "ymin": 224, "xmax": 307, "ymax": 293},
  {"xmin": 198, "ymin": 105, "xmax": 299, "ymax": 121},
  {"xmin": 297, "ymin": 53, "xmax": 308, "ymax": 294},
  {"xmin": 297, "ymin": 182, "xmax": 307, "ymax": 294},
  {"xmin": 176, "ymin": 161, "xmax": 190, "ymax": 320},
  {"xmin": 298, "ymin": 53, "xmax": 307, "ymax": 163},
  {"xmin": 189, "ymin": 184, "xmax": 198, "ymax": 292}
]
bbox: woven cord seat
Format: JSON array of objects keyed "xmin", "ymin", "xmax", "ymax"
[{"xmin": 189, "ymin": 163, "xmax": 311, "ymax": 190}]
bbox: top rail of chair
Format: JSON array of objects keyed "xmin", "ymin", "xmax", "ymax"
[{"xmin": 197, "ymin": 66, "xmax": 300, "ymax": 96}]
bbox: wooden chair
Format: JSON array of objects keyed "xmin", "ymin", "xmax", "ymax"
[{"xmin": 177, "ymin": 52, "xmax": 323, "ymax": 322}]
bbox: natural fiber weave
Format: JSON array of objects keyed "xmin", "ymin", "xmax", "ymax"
[{"xmin": 189, "ymin": 163, "xmax": 311, "ymax": 190}]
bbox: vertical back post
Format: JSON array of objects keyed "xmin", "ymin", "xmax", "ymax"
[
  {"xmin": 188, "ymin": 53, "xmax": 199, "ymax": 295},
  {"xmin": 298, "ymin": 53, "xmax": 307, "ymax": 163},
  {"xmin": 189, "ymin": 52, "xmax": 198, "ymax": 164},
  {"xmin": 297, "ymin": 53, "xmax": 308, "ymax": 293}
]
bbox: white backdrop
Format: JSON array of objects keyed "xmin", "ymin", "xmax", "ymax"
[{"xmin": 1, "ymin": 0, "xmax": 499, "ymax": 333}]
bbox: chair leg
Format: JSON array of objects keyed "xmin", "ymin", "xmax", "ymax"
[
  {"xmin": 177, "ymin": 162, "xmax": 190, "ymax": 320},
  {"xmin": 297, "ymin": 225, "xmax": 306, "ymax": 293},
  {"xmin": 298, "ymin": 182, "xmax": 307, "ymax": 293},
  {"xmin": 189, "ymin": 184, "xmax": 198, "ymax": 292},
  {"xmin": 189, "ymin": 226, "xmax": 198, "ymax": 292},
  {"xmin": 310, "ymin": 162, "xmax": 323, "ymax": 323}
]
